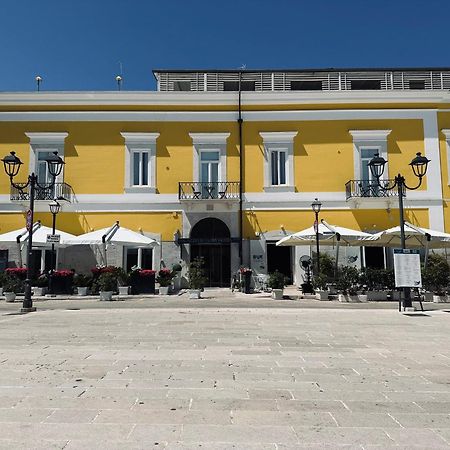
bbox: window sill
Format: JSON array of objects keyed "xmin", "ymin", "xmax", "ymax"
[
  {"xmin": 124, "ymin": 187, "xmax": 157, "ymax": 194},
  {"xmin": 263, "ymin": 185, "xmax": 295, "ymax": 193}
]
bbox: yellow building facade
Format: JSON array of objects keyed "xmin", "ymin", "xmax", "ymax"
[{"xmin": 1, "ymin": 68, "xmax": 450, "ymax": 286}]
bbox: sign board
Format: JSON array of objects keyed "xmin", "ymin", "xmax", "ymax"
[
  {"xmin": 26, "ymin": 210, "xmax": 32, "ymax": 231},
  {"xmin": 46, "ymin": 234, "xmax": 60, "ymax": 244},
  {"xmin": 393, "ymin": 249, "xmax": 422, "ymax": 288}
]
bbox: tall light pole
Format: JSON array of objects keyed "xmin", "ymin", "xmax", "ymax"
[
  {"xmin": 368, "ymin": 152, "xmax": 430, "ymax": 309},
  {"xmin": 311, "ymin": 198, "xmax": 322, "ymax": 275},
  {"xmin": 1, "ymin": 151, "xmax": 65, "ymax": 313},
  {"xmin": 48, "ymin": 200, "xmax": 61, "ymax": 293}
]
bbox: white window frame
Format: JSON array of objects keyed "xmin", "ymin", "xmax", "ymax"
[
  {"xmin": 121, "ymin": 132, "xmax": 159, "ymax": 193},
  {"xmin": 349, "ymin": 130, "xmax": 391, "ymax": 181},
  {"xmin": 189, "ymin": 133, "xmax": 229, "ymax": 182},
  {"xmin": 260, "ymin": 131, "xmax": 297, "ymax": 192},
  {"xmin": 441, "ymin": 129, "xmax": 450, "ymax": 186},
  {"xmin": 25, "ymin": 132, "xmax": 68, "ymax": 184}
]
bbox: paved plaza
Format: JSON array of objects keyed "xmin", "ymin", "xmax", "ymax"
[{"xmin": 0, "ymin": 294, "xmax": 450, "ymax": 449}]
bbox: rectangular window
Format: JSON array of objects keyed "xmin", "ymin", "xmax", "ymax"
[
  {"xmin": 409, "ymin": 80, "xmax": 425, "ymax": 90},
  {"xmin": 351, "ymin": 80, "xmax": 381, "ymax": 90},
  {"xmin": 290, "ymin": 80, "xmax": 322, "ymax": 91},
  {"xmin": 223, "ymin": 81, "xmax": 255, "ymax": 91},
  {"xmin": 132, "ymin": 151, "xmax": 150, "ymax": 186},
  {"xmin": 270, "ymin": 150, "xmax": 287, "ymax": 185},
  {"xmin": 174, "ymin": 81, "xmax": 191, "ymax": 91}
]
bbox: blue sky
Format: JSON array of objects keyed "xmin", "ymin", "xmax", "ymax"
[{"xmin": 1, "ymin": 0, "xmax": 449, "ymax": 91}]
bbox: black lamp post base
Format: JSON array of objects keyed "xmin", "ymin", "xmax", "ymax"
[{"xmin": 21, "ymin": 307, "xmax": 37, "ymax": 313}]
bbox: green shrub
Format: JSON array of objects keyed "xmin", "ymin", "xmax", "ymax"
[
  {"xmin": 422, "ymin": 254, "xmax": 450, "ymax": 294},
  {"xmin": 360, "ymin": 268, "xmax": 395, "ymax": 291},
  {"xmin": 188, "ymin": 257, "xmax": 207, "ymax": 290},
  {"xmin": 97, "ymin": 272, "xmax": 117, "ymax": 292},
  {"xmin": 73, "ymin": 273, "xmax": 92, "ymax": 288},
  {"xmin": 268, "ymin": 270, "xmax": 286, "ymax": 289},
  {"xmin": 336, "ymin": 266, "xmax": 361, "ymax": 295},
  {"xmin": 2, "ymin": 274, "xmax": 23, "ymax": 293}
]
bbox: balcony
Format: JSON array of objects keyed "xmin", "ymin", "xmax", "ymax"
[
  {"xmin": 345, "ymin": 179, "xmax": 402, "ymax": 200},
  {"xmin": 179, "ymin": 182, "xmax": 240, "ymax": 201},
  {"xmin": 10, "ymin": 182, "xmax": 73, "ymax": 202}
]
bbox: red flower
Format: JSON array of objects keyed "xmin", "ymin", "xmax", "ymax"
[
  {"xmin": 239, "ymin": 267, "xmax": 252, "ymax": 274},
  {"xmin": 5, "ymin": 267, "xmax": 27, "ymax": 279},
  {"xmin": 139, "ymin": 269, "xmax": 156, "ymax": 277},
  {"xmin": 52, "ymin": 270, "xmax": 74, "ymax": 278}
]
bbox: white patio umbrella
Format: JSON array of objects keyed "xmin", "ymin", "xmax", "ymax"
[
  {"xmin": 64, "ymin": 221, "xmax": 158, "ymax": 265},
  {"xmin": 0, "ymin": 221, "xmax": 76, "ymax": 266},
  {"xmin": 276, "ymin": 220, "xmax": 373, "ymax": 275},
  {"xmin": 365, "ymin": 221, "xmax": 450, "ymax": 267}
]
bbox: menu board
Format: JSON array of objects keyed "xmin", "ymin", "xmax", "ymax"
[{"xmin": 393, "ymin": 249, "xmax": 422, "ymax": 288}]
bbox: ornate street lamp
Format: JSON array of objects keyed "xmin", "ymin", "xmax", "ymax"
[
  {"xmin": 48, "ymin": 200, "xmax": 61, "ymax": 293},
  {"xmin": 368, "ymin": 152, "xmax": 430, "ymax": 309},
  {"xmin": 1, "ymin": 151, "xmax": 65, "ymax": 312},
  {"xmin": 311, "ymin": 198, "xmax": 322, "ymax": 275}
]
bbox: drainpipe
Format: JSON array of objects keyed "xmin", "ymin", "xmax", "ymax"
[{"xmin": 238, "ymin": 71, "xmax": 243, "ymax": 265}]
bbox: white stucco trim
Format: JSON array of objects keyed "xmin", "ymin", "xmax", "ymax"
[
  {"xmin": 441, "ymin": 129, "xmax": 450, "ymax": 187},
  {"xmin": 259, "ymin": 132, "xmax": 297, "ymax": 192},
  {"xmin": 25, "ymin": 132, "xmax": 68, "ymax": 183},
  {"xmin": 120, "ymin": 132, "xmax": 159, "ymax": 194},
  {"xmin": 349, "ymin": 129, "xmax": 391, "ymax": 180},
  {"xmin": 189, "ymin": 132, "xmax": 230, "ymax": 182}
]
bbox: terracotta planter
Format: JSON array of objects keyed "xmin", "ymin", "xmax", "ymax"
[
  {"xmin": 189, "ymin": 289, "xmax": 201, "ymax": 299},
  {"xmin": 4, "ymin": 292, "xmax": 16, "ymax": 302},
  {"xmin": 315, "ymin": 290, "xmax": 329, "ymax": 301},
  {"xmin": 159, "ymin": 286, "xmax": 170, "ymax": 295},
  {"xmin": 99, "ymin": 291, "xmax": 114, "ymax": 301},
  {"xmin": 272, "ymin": 289, "xmax": 283, "ymax": 300},
  {"xmin": 76, "ymin": 287, "xmax": 88, "ymax": 296}
]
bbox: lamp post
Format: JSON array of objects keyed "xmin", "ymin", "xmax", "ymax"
[
  {"xmin": 1, "ymin": 151, "xmax": 65, "ymax": 313},
  {"xmin": 48, "ymin": 200, "xmax": 61, "ymax": 293},
  {"xmin": 368, "ymin": 152, "xmax": 430, "ymax": 309},
  {"xmin": 311, "ymin": 198, "xmax": 322, "ymax": 275}
]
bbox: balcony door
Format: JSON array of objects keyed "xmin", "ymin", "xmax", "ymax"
[
  {"xmin": 36, "ymin": 150, "xmax": 56, "ymax": 199},
  {"xmin": 360, "ymin": 148, "xmax": 379, "ymax": 197},
  {"xmin": 200, "ymin": 150, "xmax": 220, "ymax": 198}
]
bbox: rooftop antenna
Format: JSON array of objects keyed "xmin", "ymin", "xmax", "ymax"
[
  {"xmin": 35, "ymin": 75, "xmax": 42, "ymax": 91},
  {"xmin": 116, "ymin": 61, "xmax": 123, "ymax": 91}
]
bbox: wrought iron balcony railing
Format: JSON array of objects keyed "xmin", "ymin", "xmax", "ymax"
[
  {"xmin": 179, "ymin": 181, "xmax": 240, "ymax": 200},
  {"xmin": 10, "ymin": 182, "xmax": 73, "ymax": 202},
  {"xmin": 345, "ymin": 179, "xmax": 402, "ymax": 200}
]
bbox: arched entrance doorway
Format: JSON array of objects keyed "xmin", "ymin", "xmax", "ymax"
[{"xmin": 190, "ymin": 218, "xmax": 231, "ymax": 287}]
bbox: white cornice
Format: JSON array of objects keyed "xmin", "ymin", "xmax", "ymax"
[
  {"xmin": 0, "ymin": 109, "xmax": 437, "ymax": 123},
  {"xmin": 189, "ymin": 132, "xmax": 230, "ymax": 145},
  {"xmin": 25, "ymin": 132, "xmax": 68, "ymax": 144},
  {"xmin": 0, "ymin": 90, "xmax": 449, "ymax": 107},
  {"xmin": 348, "ymin": 129, "xmax": 391, "ymax": 141},
  {"xmin": 259, "ymin": 131, "xmax": 298, "ymax": 143},
  {"xmin": 120, "ymin": 132, "xmax": 160, "ymax": 144},
  {"xmin": 441, "ymin": 129, "xmax": 450, "ymax": 139}
]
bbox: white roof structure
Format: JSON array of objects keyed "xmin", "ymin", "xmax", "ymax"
[
  {"xmin": 276, "ymin": 220, "xmax": 372, "ymax": 246},
  {"xmin": 0, "ymin": 222, "xmax": 76, "ymax": 247},
  {"xmin": 365, "ymin": 222, "xmax": 450, "ymax": 248}
]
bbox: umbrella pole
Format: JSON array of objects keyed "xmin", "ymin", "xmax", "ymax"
[
  {"xmin": 424, "ymin": 235, "xmax": 430, "ymax": 269},
  {"xmin": 334, "ymin": 237, "xmax": 340, "ymax": 280}
]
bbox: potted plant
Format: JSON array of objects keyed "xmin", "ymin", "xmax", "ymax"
[
  {"xmin": 422, "ymin": 254, "xmax": 450, "ymax": 303},
  {"xmin": 31, "ymin": 273, "xmax": 48, "ymax": 296},
  {"xmin": 129, "ymin": 268, "xmax": 156, "ymax": 294},
  {"xmin": 187, "ymin": 257, "xmax": 206, "ymax": 299},
  {"xmin": 268, "ymin": 270, "xmax": 286, "ymax": 300},
  {"xmin": 50, "ymin": 269, "xmax": 74, "ymax": 295},
  {"xmin": 313, "ymin": 273, "xmax": 329, "ymax": 300},
  {"xmin": 240, "ymin": 267, "xmax": 253, "ymax": 294},
  {"xmin": 97, "ymin": 272, "xmax": 117, "ymax": 301},
  {"xmin": 360, "ymin": 268, "xmax": 392, "ymax": 301},
  {"xmin": 3, "ymin": 274, "xmax": 22, "ymax": 302},
  {"xmin": 156, "ymin": 268, "xmax": 175, "ymax": 295},
  {"xmin": 336, "ymin": 266, "xmax": 361, "ymax": 302},
  {"xmin": 116, "ymin": 268, "xmax": 130, "ymax": 295},
  {"xmin": 73, "ymin": 273, "xmax": 92, "ymax": 296},
  {"xmin": 5, "ymin": 267, "xmax": 27, "ymax": 280}
]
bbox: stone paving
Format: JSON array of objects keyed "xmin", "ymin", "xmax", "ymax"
[{"xmin": 0, "ymin": 296, "xmax": 449, "ymax": 449}]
